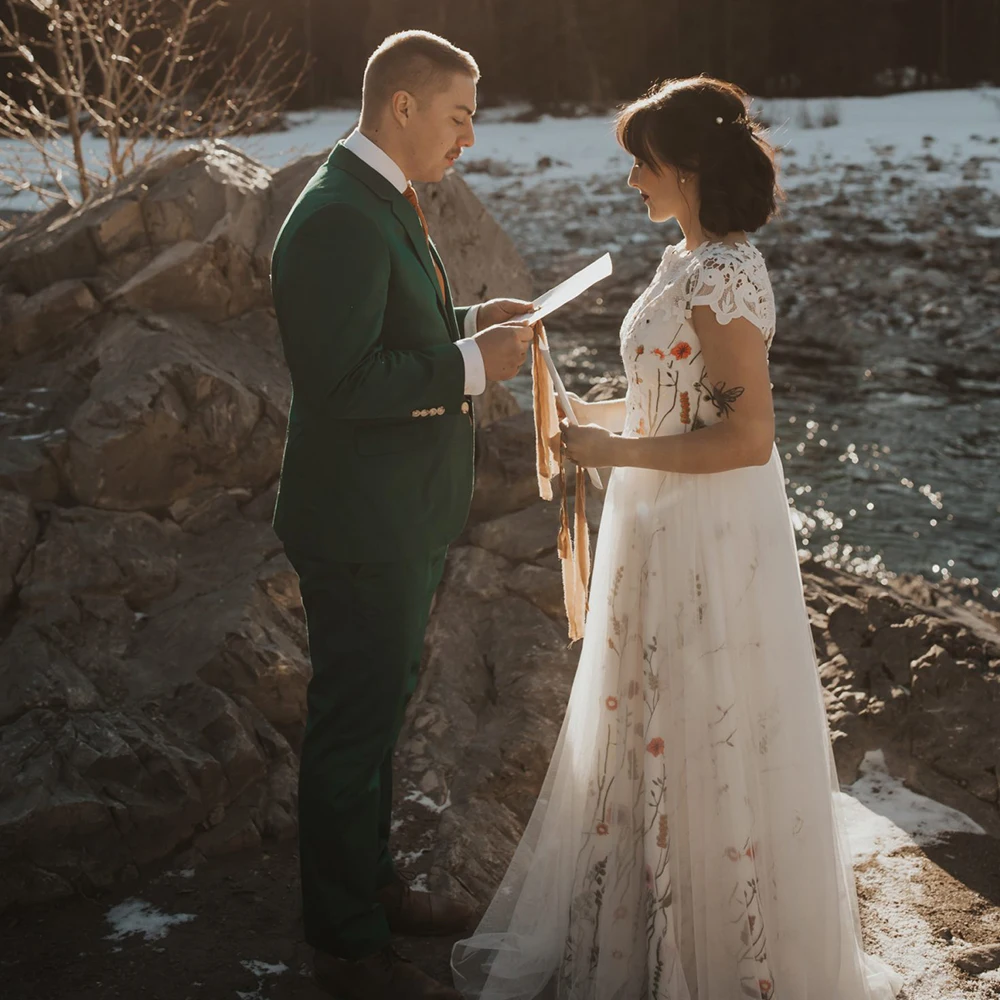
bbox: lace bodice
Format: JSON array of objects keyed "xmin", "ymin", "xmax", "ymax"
[{"xmin": 621, "ymin": 240, "xmax": 775, "ymax": 439}]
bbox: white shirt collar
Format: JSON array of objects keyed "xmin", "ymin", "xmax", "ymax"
[{"xmin": 342, "ymin": 129, "xmax": 408, "ymax": 194}]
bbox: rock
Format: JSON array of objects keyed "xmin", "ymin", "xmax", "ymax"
[
  {"xmin": 0, "ymin": 622, "xmax": 103, "ymax": 723},
  {"xmin": 506, "ymin": 562, "xmax": 565, "ymax": 619},
  {"xmin": 0, "ymin": 490, "xmax": 36, "ymax": 611},
  {"xmin": 17, "ymin": 507, "xmax": 179, "ymax": 611},
  {"xmin": 0, "ymin": 438, "xmax": 62, "ymax": 501},
  {"xmin": 169, "ymin": 487, "xmax": 250, "ymax": 534},
  {"xmin": 113, "ymin": 241, "xmax": 234, "ymax": 321},
  {"xmin": 1, "ymin": 279, "xmax": 101, "ymax": 363},
  {"xmin": 64, "ymin": 314, "xmax": 284, "ymax": 510},
  {"xmin": 469, "ymin": 410, "xmax": 540, "ymax": 523},
  {"xmin": 469, "ymin": 500, "xmax": 561, "ymax": 562},
  {"xmin": 415, "ymin": 169, "xmax": 533, "ymax": 307},
  {"xmin": 952, "ymin": 942, "xmax": 1000, "ymax": 975},
  {"xmin": 475, "ymin": 380, "xmax": 521, "ymax": 428}
]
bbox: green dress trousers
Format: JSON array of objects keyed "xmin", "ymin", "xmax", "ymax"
[{"xmin": 286, "ymin": 545, "xmax": 448, "ymax": 960}]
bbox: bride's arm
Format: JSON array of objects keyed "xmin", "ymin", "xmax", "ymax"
[
  {"xmin": 563, "ymin": 307, "xmax": 774, "ymax": 474},
  {"xmin": 565, "ymin": 393, "xmax": 627, "ymax": 434}
]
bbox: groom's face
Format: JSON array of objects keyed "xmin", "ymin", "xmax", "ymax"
[{"xmin": 401, "ymin": 71, "xmax": 477, "ymax": 183}]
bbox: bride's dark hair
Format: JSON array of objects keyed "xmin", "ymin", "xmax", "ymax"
[{"xmin": 616, "ymin": 76, "xmax": 779, "ymax": 235}]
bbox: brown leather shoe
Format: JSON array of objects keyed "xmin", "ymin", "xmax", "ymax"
[
  {"xmin": 376, "ymin": 870, "xmax": 477, "ymax": 936},
  {"xmin": 314, "ymin": 945, "xmax": 462, "ymax": 999}
]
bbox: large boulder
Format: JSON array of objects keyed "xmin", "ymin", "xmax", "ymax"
[{"xmin": 0, "ymin": 140, "xmax": 535, "ymax": 908}]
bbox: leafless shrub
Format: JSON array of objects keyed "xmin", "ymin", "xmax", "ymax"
[
  {"xmin": 819, "ymin": 101, "xmax": 841, "ymax": 128},
  {"xmin": 0, "ymin": 0, "xmax": 304, "ymax": 224}
]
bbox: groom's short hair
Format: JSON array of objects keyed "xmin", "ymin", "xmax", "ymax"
[{"xmin": 362, "ymin": 31, "xmax": 480, "ymax": 113}]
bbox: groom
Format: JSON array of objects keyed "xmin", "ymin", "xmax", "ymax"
[{"xmin": 270, "ymin": 29, "xmax": 534, "ymax": 1000}]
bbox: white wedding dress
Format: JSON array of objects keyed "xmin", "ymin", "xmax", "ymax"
[{"xmin": 452, "ymin": 241, "xmax": 903, "ymax": 1000}]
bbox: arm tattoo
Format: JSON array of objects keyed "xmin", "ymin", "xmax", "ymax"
[{"xmin": 697, "ymin": 379, "xmax": 745, "ymax": 418}]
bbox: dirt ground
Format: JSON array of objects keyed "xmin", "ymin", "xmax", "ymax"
[
  {"xmin": 3, "ymin": 830, "xmax": 999, "ymax": 1000},
  {"xmin": 0, "ymin": 837, "xmax": 460, "ymax": 1000}
]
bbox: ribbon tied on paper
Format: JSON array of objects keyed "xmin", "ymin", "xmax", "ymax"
[{"xmin": 531, "ymin": 321, "xmax": 591, "ymax": 641}]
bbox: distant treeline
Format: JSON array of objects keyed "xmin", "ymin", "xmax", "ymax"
[{"xmin": 3, "ymin": 0, "xmax": 999, "ymax": 108}]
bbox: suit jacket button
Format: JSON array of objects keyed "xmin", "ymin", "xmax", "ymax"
[{"xmin": 460, "ymin": 401, "xmax": 470, "ymax": 415}]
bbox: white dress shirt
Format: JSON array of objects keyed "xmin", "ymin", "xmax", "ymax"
[{"xmin": 341, "ymin": 129, "xmax": 486, "ymax": 396}]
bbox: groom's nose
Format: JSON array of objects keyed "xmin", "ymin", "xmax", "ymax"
[{"xmin": 460, "ymin": 121, "xmax": 475, "ymax": 148}]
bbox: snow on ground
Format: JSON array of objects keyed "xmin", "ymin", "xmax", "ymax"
[
  {"xmin": 237, "ymin": 959, "xmax": 290, "ymax": 1000},
  {"xmin": 103, "ymin": 898, "xmax": 195, "ymax": 942},
  {"xmin": 839, "ymin": 752, "xmax": 995, "ymax": 1000},
  {"xmin": 404, "ymin": 786, "xmax": 452, "ymax": 814},
  {"xmin": 842, "ymin": 750, "xmax": 987, "ymax": 863},
  {"xmin": 3, "ymin": 89, "xmax": 998, "ymax": 214}
]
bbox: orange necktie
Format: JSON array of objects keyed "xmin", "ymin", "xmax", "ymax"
[{"xmin": 403, "ymin": 184, "xmax": 447, "ymax": 302}]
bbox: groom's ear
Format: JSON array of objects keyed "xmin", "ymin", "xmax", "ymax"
[{"xmin": 391, "ymin": 89, "xmax": 415, "ymax": 126}]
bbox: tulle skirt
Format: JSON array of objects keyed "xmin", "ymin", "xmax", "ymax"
[{"xmin": 452, "ymin": 447, "xmax": 902, "ymax": 1000}]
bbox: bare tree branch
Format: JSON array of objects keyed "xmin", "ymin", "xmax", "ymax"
[{"xmin": 0, "ymin": 0, "xmax": 306, "ymax": 215}]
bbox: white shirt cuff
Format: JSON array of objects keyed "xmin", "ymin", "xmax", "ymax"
[
  {"xmin": 456, "ymin": 336, "xmax": 487, "ymax": 396},
  {"xmin": 463, "ymin": 304, "xmax": 480, "ymax": 338}
]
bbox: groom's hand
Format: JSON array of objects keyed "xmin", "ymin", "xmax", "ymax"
[
  {"xmin": 476, "ymin": 298, "xmax": 535, "ymax": 330},
  {"xmin": 474, "ymin": 321, "xmax": 534, "ymax": 381}
]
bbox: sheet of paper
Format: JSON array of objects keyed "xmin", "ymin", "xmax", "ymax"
[
  {"xmin": 538, "ymin": 341, "xmax": 604, "ymax": 491},
  {"xmin": 509, "ymin": 252, "xmax": 613, "ymax": 326}
]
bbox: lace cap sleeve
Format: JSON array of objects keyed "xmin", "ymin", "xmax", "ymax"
[{"xmin": 685, "ymin": 246, "xmax": 776, "ymax": 347}]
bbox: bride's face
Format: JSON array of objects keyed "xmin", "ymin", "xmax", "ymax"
[{"xmin": 627, "ymin": 157, "xmax": 693, "ymax": 224}]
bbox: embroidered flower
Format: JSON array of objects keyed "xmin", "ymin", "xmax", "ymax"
[
  {"xmin": 596, "ymin": 822, "xmax": 609, "ymax": 836},
  {"xmin": 608, "ymin": 638, "xmax": 617, "ymax": 651},
  {"xmin": 671, "ymin": 341, "xmax": 692, "ymax": 360},
  {"xmin": 652, "ymin": 347, "xmax": 666, "ymax": 360},
  {"xmin": 605, "ymin": 696, "xmax": 619, "ymax": 711},
  {"xmin": 759, "ymin": 979, "xmax": 773, "ymax": 996},
  {"xmin": 614, "ymin": 905, "xmax": 628, "ymax": 920},
  {"xmin": 745, "ymin": 842, "xmax": 757, "ymax": 860},
  {"xmin": 725, "ymin": 846, "xmax": 741, "ymax": 862},
  {"xmin": 635, "ymin": 345, "xmax": 645, "ymax": 356},
  {"xmin": 656, "ymin": 814, "xmax": 669, "ymax": 849},
  {"xmin": 637, "ymin": 417, "xmax": 646, "ymax": 436},
  {"xmin": 680, "ymin": 390, "xmax": 690, "ymax": 425},
  {"xmin": 646, "ymin": 737, "xmax": 665, "ymax": 757}
]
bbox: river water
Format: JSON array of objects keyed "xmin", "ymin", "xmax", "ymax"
[{"xmin": 479, "ymin": 173, "xmax": 1000, "ymax": 598}]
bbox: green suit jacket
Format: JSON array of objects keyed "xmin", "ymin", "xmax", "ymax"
[{"xmin": 270, "ymin": 143, "xmax": 476, "ymax": 562}]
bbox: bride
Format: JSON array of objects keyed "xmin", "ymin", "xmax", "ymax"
[{"xmin": 452, "ymin": 77, "xmax": 904, "ymax": 1000}]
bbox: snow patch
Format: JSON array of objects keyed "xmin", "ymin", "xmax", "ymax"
[
  {"xmin": 241, "ymin": 960, "xmax": 288, "ymax": 978},
  {"xmin": 403, "ymin": 788, "xmax": 452, "ymax": 814},
  {"xmin": 841, "ymin": 749, "xmax": 986, "ymax": 862},
  {"xmin": 237, "ymin": 959, "xmax": 289, "ymax": 1000},
  {"xmin": 393, "ymin": 847, "xmax": 430, "ymax": 867},
  {"xmin": 104, "ymin": 898, "xmax": 195, "ymax": 942}
]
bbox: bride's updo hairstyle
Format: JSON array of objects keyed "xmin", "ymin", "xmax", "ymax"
[{"xmin": 616, "ymin": 76, "xmax": 778, "ymax": 234}]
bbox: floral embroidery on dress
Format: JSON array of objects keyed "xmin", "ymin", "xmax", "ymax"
[
  {"xmin": 620, "ymin": 240, "xmax": 775, "ymax": 441},
  {"xmin": 555, "ymin": 241, "xmax": 780, "ymax": 1000}
]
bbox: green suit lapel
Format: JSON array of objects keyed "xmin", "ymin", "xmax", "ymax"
[{"xmin": 330, "ymin": 144, "xmax": 460, "ymax": 342}]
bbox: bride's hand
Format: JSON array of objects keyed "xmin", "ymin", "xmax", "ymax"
[
  {"xmin": 562, "ymin": 420, "xmax": 619, "ymax": 468},
  {"xmin": 555, "ymin": 391, "xmax": 590, "ymax": 424}
]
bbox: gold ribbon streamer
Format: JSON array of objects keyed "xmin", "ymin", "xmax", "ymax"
[{"xmin": 531, "ymin": 321, "xmax": 591, "ymax": 641}]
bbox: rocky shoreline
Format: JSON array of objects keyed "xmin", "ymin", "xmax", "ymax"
[{"xmin": 1, "ymin": 141, "xmax": 998, "ymax": 998}]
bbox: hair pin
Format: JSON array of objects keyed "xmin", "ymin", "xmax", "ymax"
[{"xmin": 715, "ymin": 116, "xmax": 724, "ymax": 124}]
